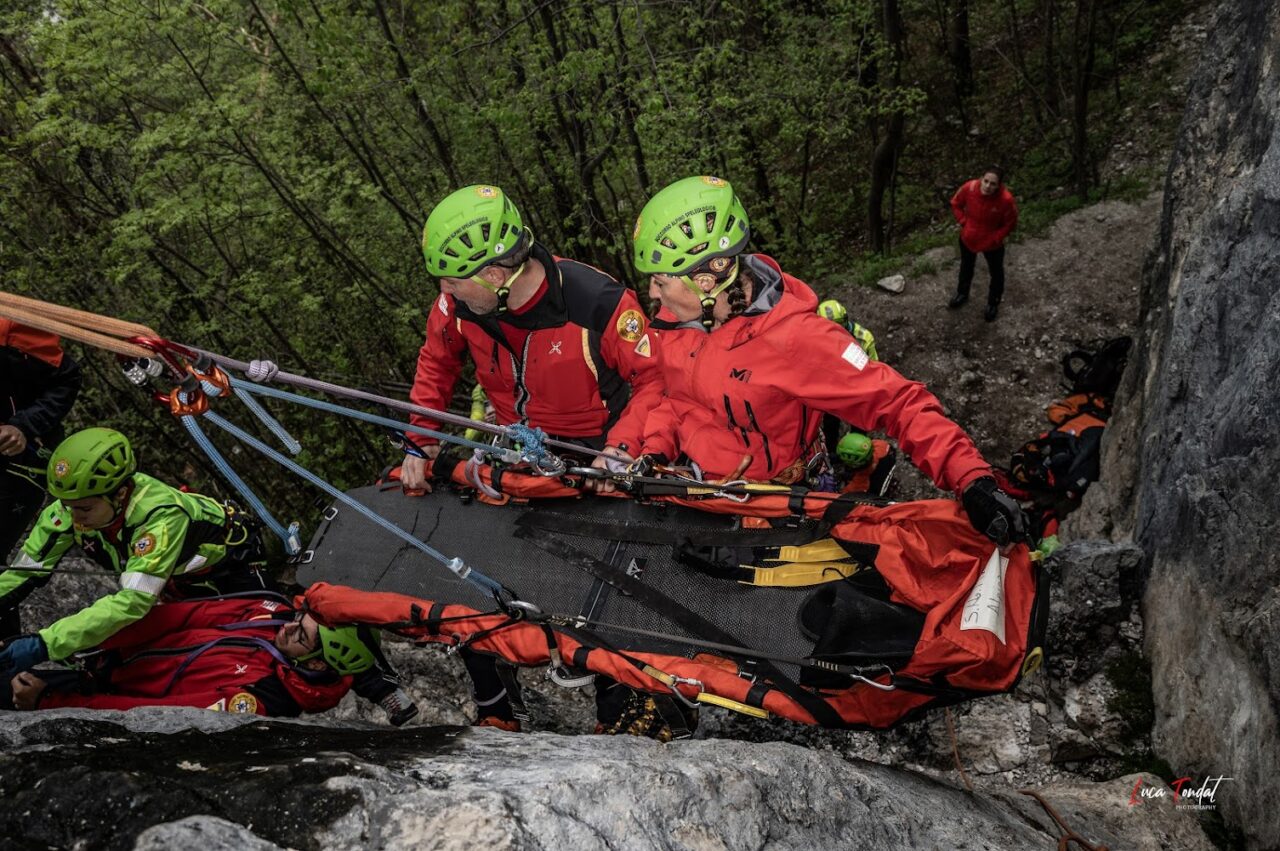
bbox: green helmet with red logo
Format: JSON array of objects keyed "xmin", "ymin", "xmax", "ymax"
[
  {"xmin": 421, "ymin": 185, "xmax": 528, "ymax": 279},
  {"xmin": 632, "ymin": 176, "xmax": 751, "ymax": 276},
  {"xmin": 47, "ymin": 428, "xmax": 137, "ymax": 500},
  {"xmin": 836, "ymin": 432, "xmax": 874, "ymax": 468}
]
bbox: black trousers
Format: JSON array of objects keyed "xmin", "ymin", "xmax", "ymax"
[{"xmin": 957, "ymin": 241, "xmax": 1006, "ymax": 306}]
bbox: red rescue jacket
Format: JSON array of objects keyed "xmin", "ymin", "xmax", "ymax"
[
  {"xmin": 640, "ymin": 255, "xmax": 991, "ymax": 493},
  {"xmin": 38, "ymin": 595, "xmax": 351, "ymax": 716},
  {"xmin": 410, "ymin": 243, "xmax": 662, "ymax": 452},
  {"xmin": 950, "ymin": 180, "xmax": 1018, "ymax": 253}
]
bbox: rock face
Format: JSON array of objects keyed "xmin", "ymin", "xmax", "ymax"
[
  {"xmin": 1066, "ymin": 0, "xmax": 1280, "ymax": 845},
  {"xmin": 0, "ymin": 709, "xmax": 1215, "ymax": 851}
]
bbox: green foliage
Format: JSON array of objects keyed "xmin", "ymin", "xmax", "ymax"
[{"xmin": 0, "ymin": 0, "xmax": 1200, "ymax": 529}]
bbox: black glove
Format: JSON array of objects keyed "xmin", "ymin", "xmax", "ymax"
[{"xmin": 962, "ymin": 476, "xmax": 1028, "ymax": 546}]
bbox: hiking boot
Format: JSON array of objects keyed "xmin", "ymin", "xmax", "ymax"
[
  {"xmin": 984, "ymin": 303, "xmax": 999, "ymax": 322},
  {"xmin": 378, "ymin": 687, "xmax": 420, "ymax": 727},
  {"xmin": 948, "ymin": 293, "xmax": 968, "ymax": 309}
]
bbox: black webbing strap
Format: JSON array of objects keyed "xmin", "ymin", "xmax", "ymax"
[
  {"xmin": 516, "ymin": 508, "xmax": 825, "ymax": 546},
  {"xmin": 513, "ymin": 527, "xmax": 846, "ymax": 728},
  {"xmin": 431, "ymin": 445, "xmax": 466, "ymax": 485},
  {"xmin": 745, "ymin": 680, "xmax": 772, "ymax": 709},
  {"xmin": 821, "ymin": 492, "xmax": 864, "ymax": 526},
  {"xmin": 786, "ymin": 487, "xmax": 807, "ymax": 522}
]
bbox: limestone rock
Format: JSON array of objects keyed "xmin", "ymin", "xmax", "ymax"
[
  {"xmin": 1064, "ymin": 0, "xmax": 1280, "ymax": 844},
  {"xmin": 0, "ymin": 709, "xmax": 1213, "ymax": 851}
]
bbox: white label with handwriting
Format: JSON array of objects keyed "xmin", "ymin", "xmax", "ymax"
[{"xmin": 961, "ymin": 549, "xmax": 1008, "ymax": 643}]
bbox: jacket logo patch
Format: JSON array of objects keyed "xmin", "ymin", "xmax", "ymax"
[
  {"xmin": 132, "ymin": 533, "xmax": 157, "ymax": 557},
  {"xmin": 617, "ymin": 309, "xmax": 645, "ymax": 342},
  {"xmin": 53, "ymin": 459, "xmax": 70, "ymax": 479},
  {"xmin": 841, "ymin": 341, "xmax": 869, "ymax": 371},
  {"xmin": 260, "ymin": 601, "xmax": 280, "ymax": 611},
  {"xmin": 229, "ymin": 692, "xmax": 259, "ymax": 714},
  {"xmin": 549, "ymin": 341, "xmax": 562, "ymax": 355},
  {"xmin": 729, "ymin": 367, "xmax": 752, "ymax": 382},
  {"xmin": 437, "ymin": 295, "xmax": 449, "ymax": 316},
  {"xmin": 634, "ymin": 333, "xmax": 652, "ymax": 358},
  {"xmin": 235, "ymin": 664, "xmax": 249, "ymax": 675}
]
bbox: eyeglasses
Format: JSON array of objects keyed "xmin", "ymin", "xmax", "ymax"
[{"xmin": 292, "ymin": 612, "xmax": 320, "ymax": 655}]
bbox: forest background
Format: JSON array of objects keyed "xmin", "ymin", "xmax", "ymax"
[{"xmin": 0, "ymin": 0, "xmax": 1197, "ymax": 537}]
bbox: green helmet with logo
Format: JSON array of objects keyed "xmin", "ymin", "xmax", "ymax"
[
  {"xmin": 422, "ymin": 185, "xmax": 528, "ymax": 279},
  {"xmin": 632, "ymin": 176, "xmax": 751, "ymax": 276},
  {"xmin": 836, "ymin": 432, "xmax": 874, "ymax": 468},
  {"xmin": 47, "ymin": 428, "xmax": 137, "ymax": 500},
  {"xmin": 315, "ymin": 623, "xmax": 377, "ymax": 676}
]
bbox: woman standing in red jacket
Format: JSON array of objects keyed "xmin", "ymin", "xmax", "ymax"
[
  {"xmin": 627, "ymin": 175, "xmax": 1027, "ymax": 546},
  {"xmin": 949, "ymin": 167, "xmax": 1019, "ymax": 321}
]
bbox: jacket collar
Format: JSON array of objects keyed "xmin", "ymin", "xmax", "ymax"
[
  {"xmin": 454, "ymin": 242, "xmax": 566, "ymax": 335},
  {"xmin": 650, "ymin": 254, "xmax": 787, "ymax": 334}
]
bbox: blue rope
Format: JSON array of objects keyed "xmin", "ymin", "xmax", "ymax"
[
  {"xmin": 234, "ymin": 386, "xmax": 301, "ymax": 455},
  {"xmin": 231, "ymin": 378, "xmax": 521, "ymax": 463},
  {"xmin": 201, "ymin": 410, "xmax": 508, "ymax": 599},
  {"xmin": 506, "ymin": 423, "xmax": 549, "ymax": 463},
  {"xmin": 196, "ymin": 377, "xmax": 299, "ymax": 455},
  {"xmin": 180, "ymin": 414, "xmax": 302, "ymax": 555}
]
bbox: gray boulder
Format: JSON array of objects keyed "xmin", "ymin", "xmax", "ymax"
[{"xmin": 0, "ymin": 709, "xmax": 1212, "ymax": 851}]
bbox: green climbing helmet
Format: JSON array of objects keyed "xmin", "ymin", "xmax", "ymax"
[
  {"xmin": 47, "ymin": 427, "xmax": 137, "ymax": 500},
  {"xmin": 835, "ymin": 432, "xmax": 874, "ymax": 468},
  {"xmin": 818, "ymin": 299, "xmax": 848, "ymax": 325},
  {"xmin": 422, "ymin": 185, "xmax": 528, "ymax": 279},
  {"xmin": 315, "ymin": 623, "xmax": 377, "ymax": 675},
  {"xmin": 632, "ymin": 176, "xmax": 751, "ymax": 277}
]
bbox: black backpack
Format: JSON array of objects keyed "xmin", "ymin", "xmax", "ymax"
[{"xmin": 1061, "ymin": 336, "xmax": 1131, "ymax": 398}]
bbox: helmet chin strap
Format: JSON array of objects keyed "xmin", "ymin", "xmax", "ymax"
[
  {"xmin": 470, "ymin": 261, "xmax": 526, "ymax": 315},
  {"xmin": 681, "ymin": 259, "xmax": 741, "ymax": 329}
]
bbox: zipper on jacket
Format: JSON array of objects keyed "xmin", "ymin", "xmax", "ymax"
[
  {"xmin": 511, "ymin": 334, "xmax": 533, "ymax": 422},
  {"xmin": 722, "ymin": 395, "xmax": 749, "ymax": 447},
  {"xmin": 742, "ymin": 400, "xmax": 773, "ymax": 471}
]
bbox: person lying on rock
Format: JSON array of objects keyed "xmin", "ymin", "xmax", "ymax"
[
  {"xmin": 4, "ymin": 591, "xmax": 392, "ymax": 718},
  {"xmin": 0, "ymin": 428, "xmax": 275, "ymax": 682},
  {"xmin": 618, "ymin": 175, "xmax": 1027, "ymax": 546}
]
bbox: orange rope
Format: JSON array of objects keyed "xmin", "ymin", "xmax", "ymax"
[
  {"xmin": 0, "ymin": 301, "xmax": 153, "ymax": 358},
  {"xmin": 1019, "ymin": 789, "xmax": 1110, "ymax": 851},
  {"xmin": 944, "ymin": 707, "xmax": 975, "ymax": 792},
  {"xmin": 0, "ymin": 291, "xmax": 157, "ymax": 339}
]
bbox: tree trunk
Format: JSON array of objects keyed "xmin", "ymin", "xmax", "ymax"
[
  {"xmin": 867, "ymin": 0, "xmax": 906, "ymax": 254},
  {"xmin": 949, "ymin": 0, "xmax": 974, "ymax": 97},
  {"xmin": 1071, "ymin": 0, "xmax": 1100, "ymax": 200}
]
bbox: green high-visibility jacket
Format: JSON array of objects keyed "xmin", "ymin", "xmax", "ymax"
[{"xmin": 0, "ymin": 473, "xmax": 242, "ymax": 661}]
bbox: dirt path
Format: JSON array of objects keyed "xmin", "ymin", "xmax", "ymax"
[{"xmin": 821, "ymin": 191, "xmax": 1162, "ymax": 497}]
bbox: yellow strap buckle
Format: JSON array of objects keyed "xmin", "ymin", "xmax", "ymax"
[
  {"xmin": 765, "ymin": 539, "xmax": 851, "ymax": 563},
  {"xmin": 742, "ymin": 560, "xmax": 861, "ymax": 587}
]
